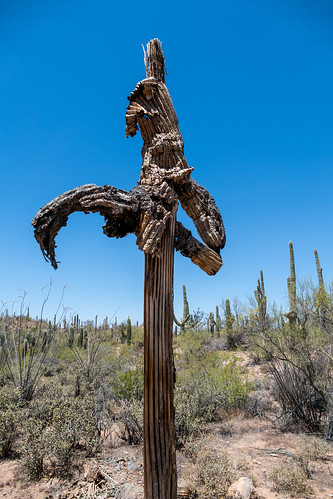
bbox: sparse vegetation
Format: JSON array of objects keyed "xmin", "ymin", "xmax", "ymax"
[{"xmin": 0, "ymin": 242, "xmax": 332, "ymax": 497}]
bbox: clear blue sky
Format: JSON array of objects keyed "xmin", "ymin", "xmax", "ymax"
[{"xmin": 1, "ymin": 0, "xmax": 332, "ymax": 323}]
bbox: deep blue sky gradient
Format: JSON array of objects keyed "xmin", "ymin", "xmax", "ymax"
[{"xmin": 1, "ymin": 0, "xmax": 332, "ymax": 322}]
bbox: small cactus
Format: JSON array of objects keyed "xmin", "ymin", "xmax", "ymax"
[
  {"xmin": 215, "ymin": 305, "xmax": 222, "ymax": 332},
  {"xmin": 314, "ymin": 249, "xmax": 324, "ymax": 290},
  {"xmin": 68, "ymin": 327, "xmax": 74, "ymax": 347},
  {"xmin": 119, "ymin": 323, "xmax": 126, "ymax": 344},
  {"xmin": 254, "ymin": 269, "xmax": 267, "ymax": 325},
  {"xmin": 314, "ymin": 248, "xmax": 327, "ymax": 324},
  {"xmin": 209, "ymin": 312, "xmax": 215, "ymax": 335},
  {"xmin": 83, "ymin": 329, "xmax": 88, "ymax": 349},
  {"xmin": 285, "ymin": 241, "xmax": 297, "ymax": 325},
  {"xmin": 174, "ymin": 284, "xmax": 199, "ymax": 332},
  {"xmin": 78, "ymin": 328, "xmax": 84, "ymax": 348},
  {"xmin": 127, "ymin": 317, "xmax": 132, "ymax": 345},
  {"xmin": 225, "ymin": 298, "xmax": 236, "ymax": 348}
]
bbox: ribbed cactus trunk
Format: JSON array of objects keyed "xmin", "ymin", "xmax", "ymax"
[
  {"xmin": 142, "ymin": 40, "xmax": 177, "ymax": 499},
  {"xmin": 144, "ymin": 214, "xmax": 177, "ymax": 499}
]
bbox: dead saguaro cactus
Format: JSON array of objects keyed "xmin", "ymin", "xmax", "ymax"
[{"xmin": 32, "ymin": 38, "xmax": 225, "ymax": 498}]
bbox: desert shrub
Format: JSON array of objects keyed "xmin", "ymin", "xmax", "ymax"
[
  {"xmin": 20, "ymin": 392, "xmax": 101, "ymax": 478},
  {"xmin": 21, "ymin": 418, "xmax": 46, "ymax": 479},
  {"xmin": 294, "ymin": 436, "xmax": 331, "ymax": 478},
  {"xmin": 270, "ymin": 460, "xmax": 313, "ymax": 498},
  {"xmin": 117, "ymin": 399, "xmax": 143, "ymax": 445},
  {"xmin": 49, "ymin": 395, "xmax": 100, "ymax": 474},
  {"xmin": 188, "ymin": 446, "xmax": 233, "ymax": 498},
  {"xmin": 174, "ymin": 347, "xmax": 252, "ymax": 447},
  {"xmin": 0, "ymin": 386, "xmax": 22, "ymax": 456},
  {"xmin": 249, "ymin": 280, "xmax": 333, "ymax": 433},
  {"xmin": 112, "ymin": 359, "xmax": 144, "ymax": 401},
  {"xmin": 270, "ymin": 354, "xmax": 328, "ymax": 432}
]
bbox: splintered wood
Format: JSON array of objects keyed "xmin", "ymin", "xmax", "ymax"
[
  {"xmin": 32, "ymin": 38, "xmax": 226, "ymax": 499},
  {"xmin": 33, "ymin": 39, "xmax": 225, "ymax": 275}
]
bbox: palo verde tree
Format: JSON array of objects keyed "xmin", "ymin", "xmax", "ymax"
[{"xmin": 32, "ymin": 39, "xmax": 225, "ymax": 498}]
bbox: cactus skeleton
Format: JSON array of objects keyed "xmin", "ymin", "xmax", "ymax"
[{"xmin": 32, "ymin": 39, "xmax": 225, "ymax": 498}]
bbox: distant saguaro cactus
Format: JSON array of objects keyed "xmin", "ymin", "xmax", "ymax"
[
  {"xmin": 78, "ymin": 328, "xmax": 84, "ymax": 348},
  {"xmin": 254, "ymin": 269, "xmax": 267, "ymax": 325},
  {"xmin": 215, "ymin": 305, "xmax": 222, "ymax": 332},
  {"xmin": 314, "ymin": 248, "xmax": 327, "ymax": 325},
  {"xmin": 127, "ymin": 317, "xmax": 132, "ymax": 345},
  {"xmin": 68, "ymin": 327, "xmax": 74, "ymax": 347},
  {"xmin": 285, "ymin": 241, "xmax": 297, "ymax": 326},
  {"xmin": 119, "ymin": 323, "xmax": 126, "ymax": 344},
  {"xmin": 174, "ymin": 284, "xmax": 191, "ymax": 332},
  {"xmin": 314, "ymin": 249, "xmax": 324, "ymax": 290},
  {"xmin": 225, "ymin": 298, "xmax": 236, "ymax": 348}
]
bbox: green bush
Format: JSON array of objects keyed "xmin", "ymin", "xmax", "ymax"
[
  {"xmin": 0, "ymin": 386, "xmax": 22, "ymax": 457},
  {"xmin": 112, "ymin": 360, "xmax": 144, "ymax": 401},
  {"xmin": 20, "ymin": 391, "xmax": 101, "ymax": 478},
  {"xmin": 21, "ymin": 418, "xmax": 46, "ymax": 479},
  {"xmin": 174, "ymin": 342, "xmax": 253, "ymax": 447}
]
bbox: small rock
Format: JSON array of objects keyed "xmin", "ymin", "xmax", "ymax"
[
  {"xmin": 252, "ymin": 460, "xmax": 261, "ymax": 465},
  {"xmin": 227, "ymin": 477, "xmax": 254, "ymax": 499}
]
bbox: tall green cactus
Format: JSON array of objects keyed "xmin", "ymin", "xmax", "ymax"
[
  {"xmin": 83, "ymin": 329, "xmax": 88, "ymax": 349},
  {"xmin": 314, "ymin": 249, "xmax": 324, "ymax": 290},
  {"xmin": 174, "ymin": 284, "xmax": 192, "ymax": 332},
  {"xmin": 286, "ymin": 241, "xmax": 297, "ymax": 325},
  {"xmin": 127, "ymin": 317, "xmax": 132, "ymax": 345},
  {"xmin": 254, "ymin": 269, "xmax": 267, "ymax": 325},
  {"xmin": 225, "ymin": 298, "xmax": 236, "ymax": 349},
  {"xmin": 314, "ymin": 248, "xmax": 327, "ymax": 324},
  {"xmin": 119, "ymin": 322, "xmax": 126, "ymax": 344},
  {"xmin": 209, "ymin": 312, "xmax": 215, "ymax": 335},
  {"xmin": 78, "ymin": 328, "xmax": 84, "ymax": 348},
  {"xmin": 215, "ymin": 305, "xmax": 222, "ymax": 332},
  {"xmin": 225, "ymin": 299, "xmax": 234, "ymax": 332},
  {"xmin": 183, "ymin": 284, "xmax": 190, "ymax": 320},
  {"xmin": 68, "ymin": 327, "xmax": 74, "ymax": 347}
]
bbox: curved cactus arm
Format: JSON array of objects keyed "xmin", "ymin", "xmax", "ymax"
[
  {"xmin": 173, "ymin": 177, "xmax": 226, "ymax": 252},
  {"xmin": 173, "ymin": 314, "xmax": 183, "ymax": 328},
  {"xmin": 173, "ymin": 314, "xmax": 190, "ymax": 328},
  {"xmin": 175, "ymin": 221, "xmax": 222, "ymax": 276},
  {"xmin": 32, "ymin": 184, "xmax": 139, "ymax": 269}
]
